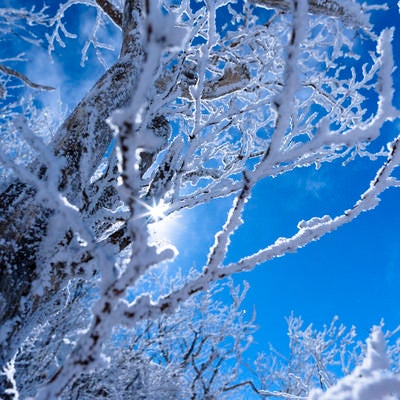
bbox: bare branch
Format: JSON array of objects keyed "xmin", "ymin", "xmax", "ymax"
[
  {"xmin": 95, "ymin": 0, "xmax": 122, "ymax": 28},
  {"xmin": 252, "ymin": 0, "xmax": 366, "ymax": 25},
  {"xmin": 224, "ymin": 379, "xmax": 307, "ymax": 399},
  {"xmin": 0, "ymin": 63, "xmax": 55, "ymax": 91}
]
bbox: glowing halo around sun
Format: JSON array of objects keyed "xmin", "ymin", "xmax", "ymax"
[
  {"xmin": 139, "ymin": 198, "xmax": 182, "ymax": 250},
  {"xmin": 133, "ymin": 197, "xmax": 169, "ymax": 223},
  {"xmin": 146, "ymin": 199, "xmax": 169, "ymax": 222}
]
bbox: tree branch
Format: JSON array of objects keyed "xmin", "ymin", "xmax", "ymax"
[
  {"xmin": 0, "ymin": 1, "xmax": 145, "ymax": 375},
  {"xmin": 0, "ymin": 63, "xmax": 55, "ymax": 91},
  {"xmin": 252, "ymin": 0, "xmax": 366, "ymax": 25},
  {"xmin": 95, "ymin": 0, "xmax": 122, "ymax": 28},
  {"xmin": 224, "ymin": 134, "xmax": 400, "ymax": 276}
]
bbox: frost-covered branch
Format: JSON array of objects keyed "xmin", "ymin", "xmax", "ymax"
[
  {"xmin": 34, "ymin": 5, "xmax": 187, "ymax": 397},
  {"xmin": 0, "ymin": 356, "xmax": 18, "ymax": 400},
  {"xmin": 252, "ymin": 0, "xmax": 369, "ymax": 26},
  {"xmin": 309, "ymin": 327, "xmax": 400, "ymax": 400},
  {"xmin": 0, "ymin": 5, "xmax": 50, "ymax": 45},
  {"xmin": 95, "ymin": 0, "xmax": 122, "ymax": 27},
  {"xmin": 224, "ymin": 133, "xmax": 400, "ymax": 276},
  {"xmin": 0, "ymin": 64, "xmax": 55, "ymax": 91},
  {"xmin": 253, "ymin": 315, "xmax": 400, "ymax": 399},
  {"xmin": 107, "ymin": 126, "xmax": 400, "ymax": 322}
]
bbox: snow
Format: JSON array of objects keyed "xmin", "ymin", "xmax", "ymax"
[{"xmin": 309, "ymin": 327, "xmax": 400, "ymax": 400}]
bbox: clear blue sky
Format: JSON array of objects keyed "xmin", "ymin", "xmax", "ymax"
[{"xmin": 5, "ymin": 0, "xmax": 400, "ymax": 363}]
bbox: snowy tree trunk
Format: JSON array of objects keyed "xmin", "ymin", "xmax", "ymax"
[{"xmin": 0, "ymin": 0, "xmax": 144, "ymax": 388}]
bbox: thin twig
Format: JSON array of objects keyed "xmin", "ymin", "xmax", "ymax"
[{"xmin": 0, "ymin": 63, "xmax": 55, "ymax": 91}]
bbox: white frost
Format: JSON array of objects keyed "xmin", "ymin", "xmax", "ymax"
[{"xmin": 309, "ymin": 327, "xmax": 400, "ymax": 400}]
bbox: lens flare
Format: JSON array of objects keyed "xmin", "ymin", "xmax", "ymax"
[{"xmin": 147, "ymin": 199, "xmax": 168, "ymax": 222}]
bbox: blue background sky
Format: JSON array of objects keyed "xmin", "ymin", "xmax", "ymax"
[{"xmin": 3, "ymin": 0, "xmax": 399, "ymax": 362}]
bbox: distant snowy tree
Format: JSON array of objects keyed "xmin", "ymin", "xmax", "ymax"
[
  {"xmin": 308, "ymin": 326, "xmax": 400, "ymax": 400},
  {"xmin": 1, "ymin": 0, "xmax": 400, "ymax": 398},
  {"xmin": 252, "ymin": 315, "xmax": 400, "ymax": 399},
  {"xmin": 6, "ymin": 278, "xmax": 257, "ymax": 399}
]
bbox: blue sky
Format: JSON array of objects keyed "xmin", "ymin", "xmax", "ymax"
[
  {"xmin": 237, "ymin": 150, "xmax": 400, "ymax": 353},
  {"xmin": 2, "ymin": 0, "xmax": 400, "ymax": 368}
]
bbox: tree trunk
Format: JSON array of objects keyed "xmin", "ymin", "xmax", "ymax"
[{"xmin": 0, "ymin": 1, "xmax": 144, "ymax": 389}]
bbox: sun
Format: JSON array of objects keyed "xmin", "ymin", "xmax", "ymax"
[
  {"xmin": 137, "ymin": 198, "xmax": 182, "ymax": 249},
  {"xmin": 147, "ymin": 199, "xmax": 169, "ymax": 222}
]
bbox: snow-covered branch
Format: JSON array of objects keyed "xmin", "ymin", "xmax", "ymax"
[
  {"xmin": 95, "ymin": 0, "xmax": 122, "ymax": 27},
  {"xmin": 224, "ymin": 133, "xmax": 400, "ymax": 275},
  {"xmin": 252, "ymin": 0, "xmax": 369, "ymax": 26}
]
